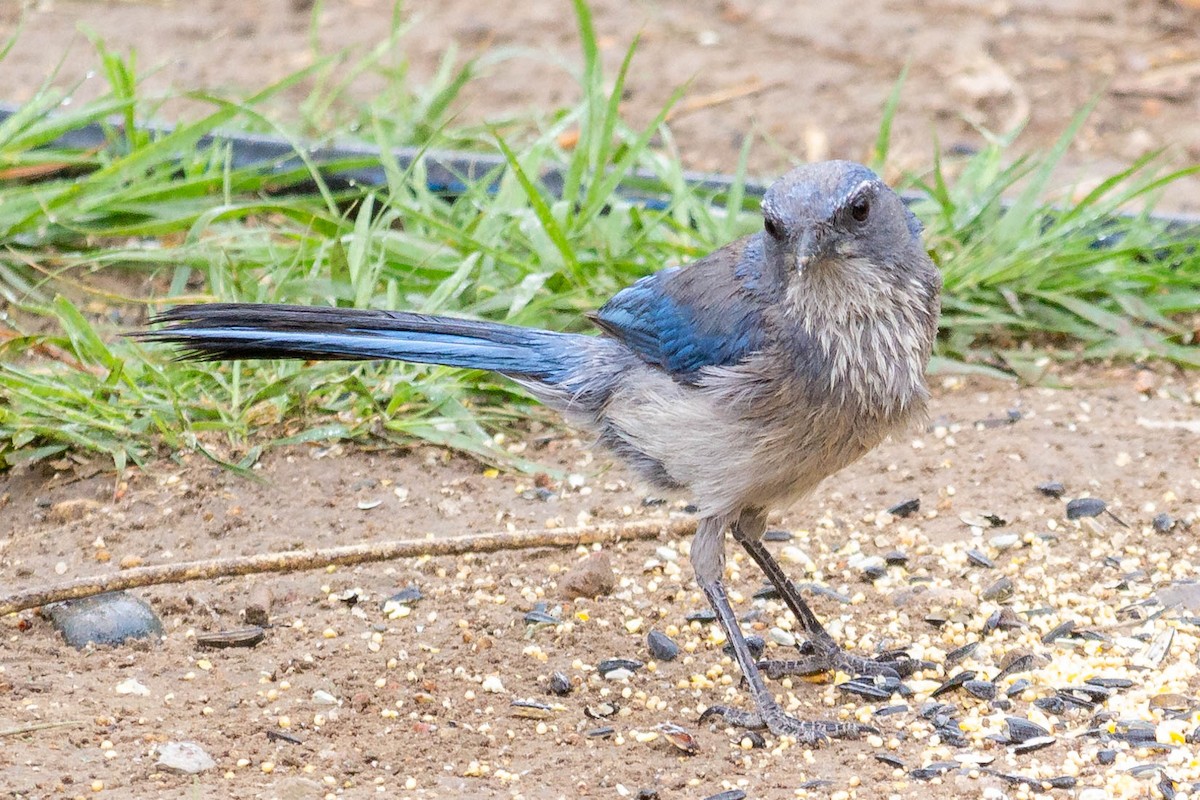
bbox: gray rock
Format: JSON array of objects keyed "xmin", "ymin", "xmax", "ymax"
[
  {"xmin": 155, "ymin": 741, "xmax": 215, "ymax": 774},
  {"xmin": 46, "ymin": 591, "xmax": 163, "ymax": 648}
]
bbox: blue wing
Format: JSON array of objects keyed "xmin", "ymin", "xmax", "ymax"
[{"xmin": 590, "ymin": 235, "xmax": 776, "ymax": 380}]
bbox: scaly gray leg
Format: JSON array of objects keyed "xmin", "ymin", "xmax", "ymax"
[
  {"xmin": 731, "ymin": 510, "xmax": 917, "ymax": 680},
  {"xmin": 690, "ymin": 515, "xmax": 872, "ymax": 743}
]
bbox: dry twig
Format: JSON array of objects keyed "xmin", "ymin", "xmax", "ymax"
[{"xmin": 0, "ymin": 517, "xmax": 695, "ymax": 616}]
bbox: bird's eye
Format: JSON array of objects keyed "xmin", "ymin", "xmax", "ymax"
[
  {"xmin": 764, "ymin": 215, "xmax": 784, "ymax": 240},
  {"xmin": 849, "ymin": 195, "xmax": 871, "ymax": 223}
]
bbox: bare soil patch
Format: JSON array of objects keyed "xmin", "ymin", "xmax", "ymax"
[{"xmin": 3, "ymin": 368, "xmax": 1200, "ymax": 798}]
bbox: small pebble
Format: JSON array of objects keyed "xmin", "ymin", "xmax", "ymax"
[
  {"xmin": 1152, "ymin": 512, "xmax": 1175, "ymax": 534},
  {"xmin": 560, "ymin": 551, "xmax": 616, "ymax": 599},
  {"xmin": 647, "ymin": 630, "xmax": 681, "ymax": 662},
  {"xmin": 989, "ymin": 533, "xmax": 1020, "ymax": 550},
  {"xmin": 1036, "ymin": 481, "xmax": 1065, "ymax": 497},
  {"xmin": 888, "ymin": 498, "xmax": 920, "ymax": 517},
  {"xmin": 115, "ymin": 678, "xmax": 150, "ymax": 696},
  {"xmin": 1066, "ymin": 497, "xmax": 1106, "ymax": 520},
  {"xmin": 47, "ymin": 591, "xmax": 164, "ymax": 648},
  {"xmin": 155, "ymin": 741, "xmax": 215, "ymax": 774}
]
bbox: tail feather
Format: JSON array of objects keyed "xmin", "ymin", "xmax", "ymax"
[{"xmin": 139, "ymin": 303, "xmax": 587, "ymax": 381}]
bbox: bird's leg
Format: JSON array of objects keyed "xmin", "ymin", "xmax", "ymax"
[
  {"xmin": 690, "ymin": 516, "xmax": 870, "ymax": 743},
  {"xmin": 731, "ymin": 510, "xmax": 917, "ymax": 680}
]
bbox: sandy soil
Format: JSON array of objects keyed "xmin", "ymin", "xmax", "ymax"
[
  {"xmin": 2, "ymin": 0, "xmax": 1199, "ymax": 209},
  {"xmin": 3, "ymin": 367, "xmax": 1200, "ymax": 799}
]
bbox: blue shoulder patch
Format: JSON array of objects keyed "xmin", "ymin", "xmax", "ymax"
[{"xmin": 591, "ymin": 241, "xmax": 771, "ymax": 379}]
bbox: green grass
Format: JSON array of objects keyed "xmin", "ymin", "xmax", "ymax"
[{"xmin": 1, "ymin": 2, "xmax": 1198, "ymax": 473}]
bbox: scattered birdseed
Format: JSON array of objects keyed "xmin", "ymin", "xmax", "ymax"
[
  {"xmin": 598, "ymin": 658, "xmax": 644, "ymax": 676},
  {"xmin": 962, "ymin": 679, "xmax": 997, "ymax": 701},
  {"xmin": 980, "ymin": 576, "xmax": 1014, "ymax": 601},
  {"xmin": 548, "ymin": 671, "xmax": 572, "ymax": 696},
  {"xmin": 721, "ymin": 636, "xmax": 764, "ymax": 660},
  {"xmin": 656, "ymin": 723, "xmax": 699, "ymax": 755},
  {"xmin": 195, "ymin": 626, "xmax": 265, "ymax": 649},
  {"xmin": 265, "ymin": 729, "xmax": 303, "ymax": 745},
  {"xmin": 701, "ymin": 791, "xmax": 746, "ymax": 800},
  {"xmin": 909, "ymin": 761, "xmax": 957, "ymax": 780},
  {"xmin": 585, "ymin": 702, "xmax": 619, "ymax": 719},
  {"xmin": 1012, "ymin": 735, "xmax": 1057, "ymax": 755},
  {"xmin": 1003, "ymin": 716, "xmax": 1050, "ymax": 743},
  {"xmin": 964, "ymin": 548, "xmax": 994, "ymax": 569},
  {"xmin": 929, "ymin": 670, "xmax": 975, "ymax": 698},
  {"xmin": 510, "ymin": 699, "xmax": 555, "ymax": 719},
  {"xmin": 887, "ymin": 498, "xmax": 920, "ymax": 517}
]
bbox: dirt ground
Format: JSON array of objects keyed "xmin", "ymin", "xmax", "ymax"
[
  {"xmin": 3, "ymin": 368, "xmax": 1200, "ymax": 800},
  {"xmin": 2, "ymin": 0, "xmax": 1199, "ymax": 209},
  {"xmin": 4, "ymin": 2, "xmax": 1200, "ymax": 800}
]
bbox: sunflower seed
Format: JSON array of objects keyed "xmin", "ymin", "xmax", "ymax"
[
  {"xmin": 1013, "ymin": 735, "xmax": 1056, "ymax": 754},
  {"xmin": 981, "ymin": 577, "xmax": 1015, "ymax": 602},
  {"xmin": 548, "ymin": 671, "xmax": 572, "ymax": 696},
  {"xmin": 888, "ymin": 498, "xmax": 920, "ymax": 517},
  {"xmin": 1004, "ymin": 716, "xmax": 1050, "ymax": 743},
  {"xmin": 945, "ymin": 642, "xmax": 979, "ymax": 666},
  {"xmin": 196, "ymin": 627, "xmax": 265, "ymax": 649},
  {"xmin": 510, "ymin": 699, "xmax": 554, "ymax": 719},
  {"xmin": 966, "ymin": 549, "xmax": 994, "ymax": 568}
]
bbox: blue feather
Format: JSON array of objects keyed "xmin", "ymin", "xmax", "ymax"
[{"xmin": 590, "ymin": 237, "xmax": 774, "ymax": 379}]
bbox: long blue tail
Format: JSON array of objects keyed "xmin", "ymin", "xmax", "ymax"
[{"xmin": 140, "ymin": 303, "xmax": 591, "ymax": 382}]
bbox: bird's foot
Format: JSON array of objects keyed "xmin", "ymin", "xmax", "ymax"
[
  {"xmin": 700, "ymin": 703, "xmax": 874, "ymax": 745},
  {"xmin": 758, "ymin": 640, "xmax": 921, "ymax": 680}
]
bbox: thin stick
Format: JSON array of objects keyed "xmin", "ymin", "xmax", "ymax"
[
  {"xmin": 0, "ymin": 720, "xmax": 87, "ymax": 737},
  {"xmin": 0, "ymin": 517, "xmax": 696, "ymax": 617},
  {"xmin": 667, "ymin": 79, "xmax": 784, "ymax": 122}
]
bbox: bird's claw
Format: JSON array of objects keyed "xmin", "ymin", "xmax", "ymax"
[
  {"xmin": 758, "ymin": 647, "xmax": 919, "ymax": 680},
  {"xmin": 700, "ymin": 704, "xmax": 874, "ymax": 746}
]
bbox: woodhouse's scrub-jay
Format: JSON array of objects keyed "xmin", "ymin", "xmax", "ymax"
[{"xmin": 143, "ymin": 160, "xmax": 942, "ymax": 744}]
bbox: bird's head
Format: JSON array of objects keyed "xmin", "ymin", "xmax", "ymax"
[
  {"xmin": 761, "ymin": 161, "xmax": 933, "ymax": 288},
  {"xmin": 761, "ymin": 161, "xmax": 942, "ymax": 409}
]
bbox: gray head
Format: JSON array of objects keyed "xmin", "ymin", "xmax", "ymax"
[{"xmin": 761, "ymin": 161, "xmax": 930, "ymax": 285}]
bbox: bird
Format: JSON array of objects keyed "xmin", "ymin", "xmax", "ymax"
[{"xmin": 140, "ymin": 160, "xmax": 942, "ymax": 744}]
